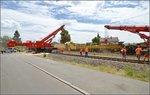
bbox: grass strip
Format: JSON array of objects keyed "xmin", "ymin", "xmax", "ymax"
[{"xmin": 35, "ymin": 53, "xmax": 149, "ymax": 82}]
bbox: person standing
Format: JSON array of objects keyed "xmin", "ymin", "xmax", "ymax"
[
  {"xmin": 135, "ymin": 45, "xmax": 142, "ymax": 63},
  {"xmin": 121, "ymin": 46, "xmax": 127, "ymax": 61},
  {"xmin": 143, "ymin": 47, "xmax": 149, "ymax": 62},
  {"xmin": 1, "ymin": 50, "xmax": 4, "ymax": 54},
  {"xmin": 61, "ymin": 48, "xmax": 64, "ymax": 54},
  {"xmin": 85, "ymin": 47, "xmax": 89, "ymax": 57},
  {"xmin": 79, "ymin": 48, "xmax": 83, "ymax": 56},
  {"xmin": 68, "ymin": 47, "xmax": 70, "ymax": 54}
]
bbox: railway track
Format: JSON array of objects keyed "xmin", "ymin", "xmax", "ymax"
[{"xmin": 52, "ymin": 53, "xmax": 149, "ymax": 64}]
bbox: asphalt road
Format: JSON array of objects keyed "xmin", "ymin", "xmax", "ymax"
[
  {"xmin": 1, "ymin": 53, "xmax": 81, "ymax": 94},
  {"xmin": 1, "ymin": 53, "xmax": 149, "ymax": 94}
]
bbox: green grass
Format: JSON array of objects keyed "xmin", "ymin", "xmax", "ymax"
[
  {"xmin": 35, "ymin": 54, "xmax": 149, "ymax": 82},
  {"xmin": 124, "ymin": 65, "xmax": 149, "ymax": 82},
  {"xmin": 43, "ymin": 53, "xmax": 47, "ymax": 57}
]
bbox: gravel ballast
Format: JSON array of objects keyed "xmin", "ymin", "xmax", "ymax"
[{"xmin": 48, "ymin": 53, "xmax": 148, "ymax": 71}]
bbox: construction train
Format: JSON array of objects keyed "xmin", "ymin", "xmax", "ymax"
[
  {"xmin": 6, "ymin": 25, "xmax": 150, "ymax": 55},
  {"xmin": 65, "ymin": 42, "xmax": 121, "ymax": 52},
  {"xmin": 65, "ymin": 25, "xmax": 149, "ymax": 54}
]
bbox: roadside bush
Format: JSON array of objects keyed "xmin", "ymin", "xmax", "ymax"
[
  {"xmin": 124, "ymin": 66, "xmax": 134, "ymax": 77},
  {"xmin": 43, "ymin": 53, "xmax": 47, "ymax": 57}
]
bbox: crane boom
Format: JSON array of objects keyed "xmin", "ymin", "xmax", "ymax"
[
  {"xmin": 41, "ymin": 25, "xmax": 65, "ymax": 43},
  {"xmin": 104, "ymin": 25, "xmax": 150, "ymax": 44},
  {"xmin": 7, "ymin": 25, "xmax": 65, "ymax": 52},
  {"xmin": 104, "ymin": 25, "xmax": 150, "ymax": 33}
]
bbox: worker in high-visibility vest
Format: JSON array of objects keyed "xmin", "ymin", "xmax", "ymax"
[
  {"xmin": 79, "ymin": 48, "xmax": 83, "ymax": 56},
  {"xmin": 135, "ymin": 45, "xmax": 142, "ymax": 63},
  {"xmin": 85, "ymin": 47, "xmax": 89, "ymax": 57},
  {"xmin": 68, "ymin": 47, "xmax": 70, "ymax": 54},
  {"xmin": 59, "ymin": 48, "xmax": 61, "ymax": 53},
  {"xmin": 61, "ymin": 48, "xmax": 64, "ymax": 54},
  {"xmin": 121, "ymin": 46, "xmax": 127, "ymax": 61},
  {"xmin": 143, "ymin": 47, "xmax": 149, "ymax": 62}
]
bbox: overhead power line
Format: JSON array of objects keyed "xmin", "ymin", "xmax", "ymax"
[
  {"xmin": 122, "ymin": 12, "xmax": 149, "ymax": 21},
  {"xmin": 113, "ymin": 12, "xmax": 149, "ymax": 24}
]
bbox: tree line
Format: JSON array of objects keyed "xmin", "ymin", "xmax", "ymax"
[{"xmin": 0, "ymin": 30, "xmax": 22, "ymax": 48}]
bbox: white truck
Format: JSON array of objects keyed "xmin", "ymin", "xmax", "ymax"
[{"xmin": 4, "ymin": 47, "xmax": 17, "ymax": 53}]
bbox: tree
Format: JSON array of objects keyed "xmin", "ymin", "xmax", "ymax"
[
  {"xmin": 0, "ymin": 36, "xmax": 12, "ymax": 48},
  {"xmin": 92, "ymin": 33, "xmax": 100, "ymax": 45},
  {"xmin": 13, "ymin": 30, "xmax": 22, "ymax": 43},
  {"xmin": 60, "ymin": 28, "xmax": 71, "ymax": 44}
]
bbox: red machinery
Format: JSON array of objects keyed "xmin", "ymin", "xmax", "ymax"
[
  {"xmin": 104, "ymin": 25, "xmax": 150, "ymax": 60},
  {"xmin": 104, "ymin": 25, "xmax": 150, "ymax": 45},
  {"xmin": 7, "ymin": 25, "xmax": 65, "ymax": 52}
]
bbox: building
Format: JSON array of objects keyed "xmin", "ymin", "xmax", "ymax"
[{"xmin": 100, "ymin": 37, "xmax": 119, "ymax": 45}]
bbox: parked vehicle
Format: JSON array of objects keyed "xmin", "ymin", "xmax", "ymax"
[{"xmin": 5, "ymin": 48, "xmax": 17, "ymax": 53}]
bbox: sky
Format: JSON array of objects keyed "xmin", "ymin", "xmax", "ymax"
[{"xmin": 1, "ymin": 0, "xmax": 149, "ymax": 43}]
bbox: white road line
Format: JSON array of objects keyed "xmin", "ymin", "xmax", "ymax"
[{"xmin": 25, "ymin": 61, "xmax": 90, "ymax": 95}]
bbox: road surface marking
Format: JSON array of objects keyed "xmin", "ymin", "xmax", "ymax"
[{"xmin": 24, "ymin": 61, "xmax": 90, "ymax": 95}]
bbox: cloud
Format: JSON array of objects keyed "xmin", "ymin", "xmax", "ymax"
[
  {"xmin": 105, "ymin": 1, "xmax": 139, "ymax": 8},
  {"xmin": 1, "ymin": 19, "xmax": 21, "ymax": 29},
  {"xmin": 50, "ymin": 1, "xmax": 149, "ymax": 26},
  {"xmin": 1, "ymin": 8, "xmax": 61, "ymax": 27},
  {"xmin": 1, "ymin": 8, "xmax": 62, "ymax": 41},
  {"xmin": 1, "ymin": 1, "xmax": 149, "ymax": 44},
  {"xmin": 2, "ymin": 1, "xmax": 149, "ymax": 25},
  {"xmin": 1, "ymin": 8, "xmax": 105, "ymax": 43},
  {"xmin": 109, "ymin": 7, "xmax": 149, "ymax": 25}
]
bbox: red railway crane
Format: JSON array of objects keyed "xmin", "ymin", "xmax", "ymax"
[
  {"xmin": 7, "ymin": 25, "xmax": 65, "ymax": 53},
  {"xmin": 104, "ymin": 25, "xmax": 150, "ymax": 45},
  {"xmin": 104, "ymin": 25, "xmax": 150, "ymax": 61}
]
